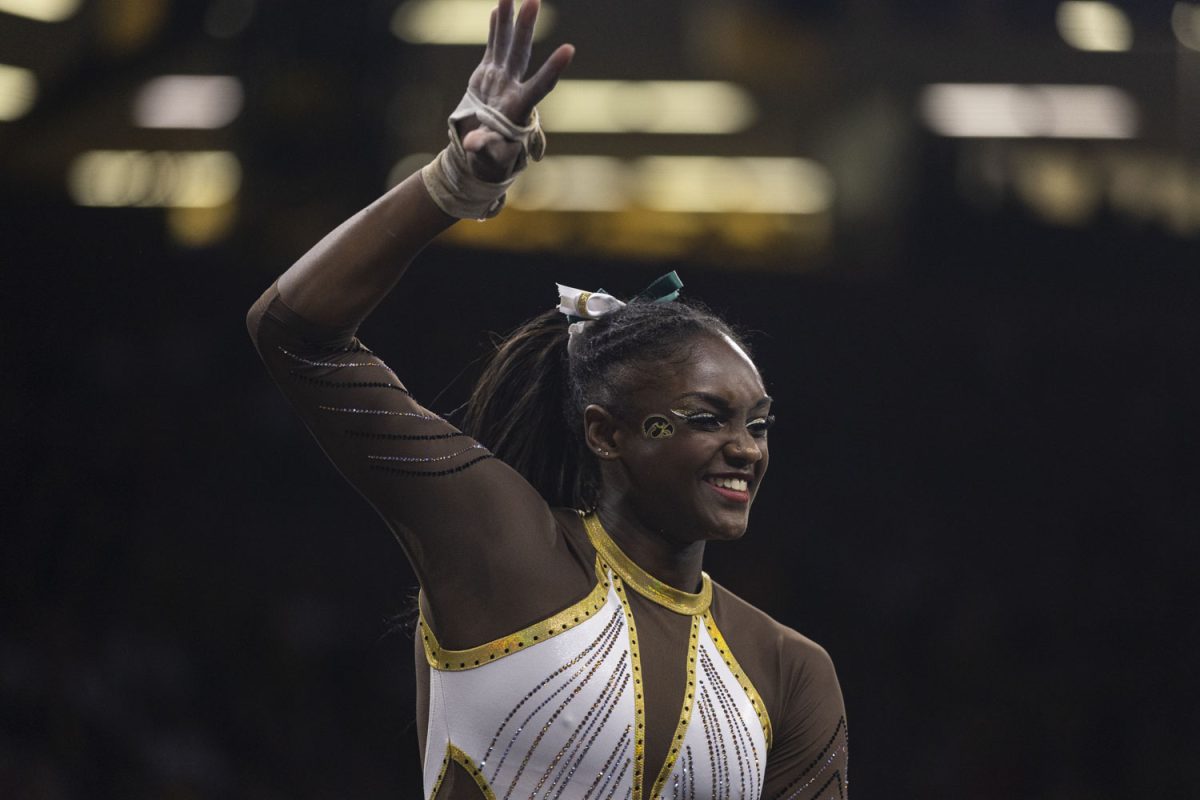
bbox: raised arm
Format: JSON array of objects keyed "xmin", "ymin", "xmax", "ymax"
[
  {"xmin": 247, "ymin": 0, "xmax": 574, "ymax": 630},
  {"xmin": 276, "ymin": 0, "xmax": 574, "ymax": 328}
]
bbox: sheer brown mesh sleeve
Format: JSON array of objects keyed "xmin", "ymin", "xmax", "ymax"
[
  {"xmin": 762, "ymin": 635, "xmax": 849, "ymax": 800},
  {"xmin": 247, "ymin": 282, "xmax": 559, "ymax": 634}
]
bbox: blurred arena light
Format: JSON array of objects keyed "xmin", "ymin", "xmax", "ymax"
[
  {"xmin": 635, "ymin": 157, "xmax": 831, "ymax": 213},
  {"xmin": 1056, "ymin": 1, "xmax": 1133, "ymax": 52},
  {"xmin": 509, "ymin": 156, "xmax": 627, "ymax": 211},
  {"xmin": 538, "ymin": 81, "xmax": 756, "ymax": 134},
  {"xmin": 0, "ymin": 63, "xmax": 37, "ymax": 121},
  {"xmin": 920, "ymin": 84, "xmax": 1138, "ymax": 139},
  {"xmin": 1172, "ymin": 3, "xmax": 1200, "ymax": 51},
  {"xmin": 67, "ymin": 150, "xmax": 242, "ymax": 208},
  {"xmin": 392, "ymin": 0, "xmax": 555, "ymax": 44},
  {"xmin": 0, "ymin": 0, "xmax": 80, "ymax": 22},
  {"xmin": 499, "ymin": 155, "xmax": 831, "ymax": 214},
  {"xmin": 133, "ymin": 75, "xmax": 244, "ymax": 129}
]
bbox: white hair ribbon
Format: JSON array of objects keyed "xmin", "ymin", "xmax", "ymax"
[
  {"xmin": 556, "ymin": 285, "xmax": 626, "ymax": 342},
  {"xmin": 556, "ymin": 285, "xmax": 626, "ymax": 320},
  {"xmin": 555, "ymin": 272, "xmax": 683, "ymax": 343}
]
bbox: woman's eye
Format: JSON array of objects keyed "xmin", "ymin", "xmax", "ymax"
[
  {"xmin": 675, "ymin": 411, "xmax": 725, "ymax": 431},
  {"xmin": 747, "ymin": 415, "xmax": 775, "ymax": 437}
]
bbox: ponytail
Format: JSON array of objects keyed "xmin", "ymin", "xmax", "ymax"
[{"xmin": 462, "ymin": 309, "xmax": 594, "ymax": 508}]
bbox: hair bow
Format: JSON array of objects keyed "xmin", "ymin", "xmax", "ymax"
[{"xmin": 556, "ymin": 272, "xmax": 684, "ymax": 336}]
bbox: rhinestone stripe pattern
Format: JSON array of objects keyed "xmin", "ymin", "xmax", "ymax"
[
  {"xmin": 486, "ymin": 616, "xmax": 625, "ymax": 786},
  {"xmin": 317, "ymin": 404, "xmax": 438, "ymax": 420},
  {"xmin": 610, "ymin": 574, "xmax": 646, "ymax": 800},
  {"xmin": 289, "ymin": 372, "xmax": 413, "ymax": 395},
  {"xmin": 421, "ymin": 553, "xmax": 774, "ymax": 800},
  {"xmin": 423, "ymin": 569, "xmax": 639, "ymax": 800},
  {"xmin": 653, "ymin": 617, "xmax": 769, "ymax": 800},
  {"xmin": 367, "ymin": 443, "xmax": 486, "ymax": 463},
  {"xmin": 649, "ymin": 615, "xmax": 701, "ymax": 799},
  {"xmin": 777, "ymin": 717, "xmax": 848, "ymax": 800},
  {"xmin": 281, "ymin": 340, "xmax": 500, "ymax": 477},
  {"xmin": 702, "ymin": 611, "xmax": 772, "ymax": 749},
  {"xmin": 276, "ymin": 344, "xmax": 394, "ymax": 370}
]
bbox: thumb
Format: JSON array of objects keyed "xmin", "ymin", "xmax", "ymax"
[{"xmin": 462, "ymin": 130, "xmax": 522, "ymax": 183}]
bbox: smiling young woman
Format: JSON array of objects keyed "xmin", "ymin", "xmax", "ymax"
[{"xmin": 247, "ymin": 1, "xmax": 847, "ymax": 798}]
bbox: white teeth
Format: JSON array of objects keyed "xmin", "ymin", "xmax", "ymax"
[{"xmin": 710, "ymin": 477, "xmax": 748, "ymax": 492}]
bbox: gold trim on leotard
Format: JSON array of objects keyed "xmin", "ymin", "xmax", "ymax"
[
  {"xmin": 649, "ymin": 614, "xmax": 701, "ymax": 799},
  {"xmin": 611, "ymin": 573, "xmax": 646, "ymax": 800},
  {"xmin": 582, "ymin": 512, "xmax": 712, "ymax": 615},
  {"xmin": 428, "ymin": 743, "xmax": 499, "ymax": 799},
  {"xmin": 419, "ymin": 560, "xmax": 611, "ymax": 671},
  {"xmin": 703, "ymin": 610, "xmax": 774, "ymax": 751}
]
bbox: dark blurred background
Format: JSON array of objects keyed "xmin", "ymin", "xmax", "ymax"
[{"xmin": 3, "ymin": 0, "xmax": 1199, "ymax": 797}]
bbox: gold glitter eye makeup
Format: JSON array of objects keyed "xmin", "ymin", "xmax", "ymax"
[
  {"xmin": 747, "ymin": 415, "xmax": 775, "ymax": 438},
  {"xmin": 670, "ymin": 408, "xmax": 726, "ymax": 431}
]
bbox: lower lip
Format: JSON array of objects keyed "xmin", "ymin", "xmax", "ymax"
[{"xmin": 705, "ymin": 481, "xmax": 750, "ymax": 504}]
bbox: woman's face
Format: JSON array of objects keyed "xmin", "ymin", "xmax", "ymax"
[{"xmin": 610, "ymin": 332, "xmax": 772, "ymax": 543}]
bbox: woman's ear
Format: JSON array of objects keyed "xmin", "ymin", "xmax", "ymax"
[{"xmin": 583, "ymin": 404, "xmax": 621, "ymax": 459}]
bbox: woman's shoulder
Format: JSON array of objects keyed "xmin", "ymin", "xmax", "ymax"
[{"xmin": 708, "ymin": 578, "xmax": 837, "ymax": 679}]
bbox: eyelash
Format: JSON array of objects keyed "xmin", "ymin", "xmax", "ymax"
[{"xmin": 673, "ymin": 411, "xmax": 776, "ymax": 438}]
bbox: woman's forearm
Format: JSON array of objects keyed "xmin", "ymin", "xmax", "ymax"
[
  {"xmin": 270, "ymin": 0, "xmax": 571, "ymax": 330},
  {"xmin": 276, "ymin": 172, "xmax": 455, "ymax": 330}
]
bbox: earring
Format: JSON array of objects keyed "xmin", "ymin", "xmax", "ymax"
[{"xmin": 641, "ymin": 415, "xmax": 675, "ymax": 439}]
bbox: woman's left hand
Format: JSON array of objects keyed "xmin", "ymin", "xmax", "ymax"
[{"xmin": 458, "ymin": 0, "xmax": 574, "ymax": 182}]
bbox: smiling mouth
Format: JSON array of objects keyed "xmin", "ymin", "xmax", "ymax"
[{"xmin": 704, "ymin": 476, "xmax": 751, "ymax": 503}]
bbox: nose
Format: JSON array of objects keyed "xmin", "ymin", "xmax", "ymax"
[{"xmin": 723, "ymin": 430, "xmax": 763, "ymax": 467}]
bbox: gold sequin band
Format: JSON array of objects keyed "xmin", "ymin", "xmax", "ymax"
[
  {"xmin": 419, "ymin": 560, "xmax": 611, "ymax": 670},
  {"xmin": 649, "ymin": 614, "xmax": 701, "ymax": 799},
  {"xmin": 703, "ymin": 609, "xmax": 773, "ymax": 750},
  {"xmin": 575, "ymin": 290, "xmax": 593, "ymax": 318},
  {"xmin": 582, "ymin": 512, "xmax": 712, "ymax": 615},
  {"xmin": 611, "ymin": 574, "xmax": 646, "ymax": 800},
  {"xmin": 428, "ymin": 744, "xmax": 498, "ymax": 799}
]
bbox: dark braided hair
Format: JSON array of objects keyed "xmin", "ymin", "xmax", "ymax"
[{"xmin": 462, "ymin": 296, "xmax": 749, "ymax": 509}]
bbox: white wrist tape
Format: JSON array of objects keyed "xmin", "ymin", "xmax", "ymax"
[{"xmin": 420, "ymin": 89, "xmax": 546, "ymax": 221}]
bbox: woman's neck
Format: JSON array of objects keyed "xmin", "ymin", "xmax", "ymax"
[{"xmin": 593, "ymin": 498, "xmax": 707, "ymax": 594}]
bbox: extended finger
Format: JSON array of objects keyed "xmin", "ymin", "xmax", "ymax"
[
  {"xmin": 481, "ymin": 7, "xmax": 497, "ymax": 63},
  {"xmin": 521, "ymin": 43, "xmax": 574, "ymax": 108},
  {"xmin": 492, "ymin": 0, "xmax": 514, "ymax": 64},
  {"xmin": 506, "ymin": 0, "xmax": 539, "ymax": 77}
]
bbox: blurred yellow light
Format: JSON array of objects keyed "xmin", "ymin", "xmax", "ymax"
[
  {"xmin": 392, "ymin": 0, "xmax": 555, "ymax": 45},
  {"xmin": 1056, "ymin": 1, "xmax": 1132, "ymax": 52},
  {"xmin": 134, "ymin": 75, "xmax": 244, "ymax": 129},
  {"xmin": 509, "ymin": 156, "xmax": 627, "ymax": 211},
  {"xmin": 539, "ymin": 81, "xmax": 756, "ymax": 134},
  {"xmin": 487, "ymin": 154, "xmax": 830, "ymax": 214},
  {"xmin": 68, "ymin": 150, "xmax": 241, "ymax": 208},
  {"xmin": 0, "ymin": 0, "xmax": 80, "ymax": 22},
  {"xmin": 634, "ymin": 157, "xmax": 831, "ymax": 214},
  {"xmin": 1011, "ymin": 150, "xmax": 1101, "ymax": 227},
  {"xmin": 0, "ymin": 63, "xmax": 36, "ymax": 121},
  {"xmin": 168, "ymin": 202, "xmax": 238, "ymax": 247},
  {"xmin": 1172, "ymin": 3, "xmax": 1200, "ymax": 51},
  {"xmin": 920, "ymin": 83, "xmax": 1137, "ymax": 139}
]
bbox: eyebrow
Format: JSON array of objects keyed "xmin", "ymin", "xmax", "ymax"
[{"xmin": 674, "ymin": 392, "xmax": 774, "ymax": 411}]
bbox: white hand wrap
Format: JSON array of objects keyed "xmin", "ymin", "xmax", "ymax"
[{"xmin": 420, "ymin": 89, "xmax": 546, "ymax": 221}]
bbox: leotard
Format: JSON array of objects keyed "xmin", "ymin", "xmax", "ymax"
[{"xmin": 248, "ymin": 282, "xmax": 848, "ymax": 799}]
